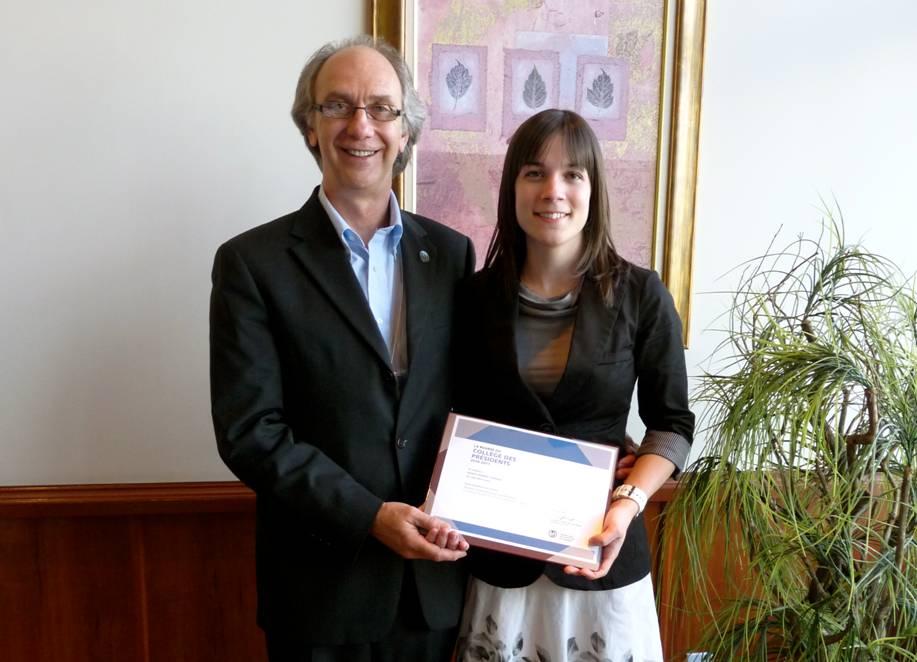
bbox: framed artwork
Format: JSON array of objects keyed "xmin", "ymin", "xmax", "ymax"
[{"xmin": 373, "ymin": 0, "xmax": 705, "ymax": 341}]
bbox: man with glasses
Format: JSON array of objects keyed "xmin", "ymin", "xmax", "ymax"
[{"xmin": 210, "ymin": 36, "xmax": 474, "ymax": 661}]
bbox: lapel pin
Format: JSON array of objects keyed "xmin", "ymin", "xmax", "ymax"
[{"xmin": 419, "ymin": 250, "xmax": 430, "ymax": 263}]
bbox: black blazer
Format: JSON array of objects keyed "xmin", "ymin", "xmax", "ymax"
[
  {"xmin": 454, "ymin": 262, "xmax": 693, "ymax": 591},
  {"xmin": 210, "ymin": 189, "xmax": 475, "ymax": 644}
]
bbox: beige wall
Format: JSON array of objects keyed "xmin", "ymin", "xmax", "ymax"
[
  {"xmin": 0, "ymin": 1, "xmax": 363, "ymax": 484},
  {"xmin": 684, "ymin": 0, "xmax": 917, "ymax": 456}
]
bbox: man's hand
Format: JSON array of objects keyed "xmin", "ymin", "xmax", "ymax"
[
  {"xmin": 562, "ymin": 498, "xmax": 638, "ymax": 580},
  {"xmin": 371, "ymin": 502, "xmax": 468, "ymax": 561},
  {"xmin": 424, "ymin": 522, "xmax": 469, "ymax": 552}
]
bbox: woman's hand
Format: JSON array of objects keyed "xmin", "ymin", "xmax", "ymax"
[
  {"xmin": 565, "ymin": 454, "xmax": 675, "ymax": 579},
  {"xmin": 562, "ymin": 498, "xmax": 639, "ymax": 579}
]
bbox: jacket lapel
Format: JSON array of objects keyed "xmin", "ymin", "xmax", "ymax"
[
  {"xmin": 399, "ymin": 213, "xmax": 435, "ymax": 361},
  {"xmin": 395, "ymin": 213, "xmax": 439, "ymax": 421},
  {"xmin": 549, "ymin": 278, "xmax": 622, "ymax": 406},
  {"xmin": 287, "ymin": 192, "xmax": 391, "ymax": 367}
]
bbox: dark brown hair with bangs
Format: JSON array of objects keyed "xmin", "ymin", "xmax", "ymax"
[{"xmin": 484, "ymin": 109, "xmax": 626, "ymax": 301}]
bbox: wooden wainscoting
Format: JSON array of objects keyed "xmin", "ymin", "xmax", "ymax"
[
  {"xmin": 0, "ymin": 481, "xmax": 719, "ymax": 661},
  {"xmin": 0, "ymin": 482, "xmax": 265, "ymax": 662}
]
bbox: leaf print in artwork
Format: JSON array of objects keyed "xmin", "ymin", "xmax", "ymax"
[
  {"xmin": 523, "ymin": 65, "xmax": 547, "ymax": 109},
  {"xmin": 446, "ymin": 59, "xmax": 472, "ymax": 109},
  {"xmin": 586, "ymin": 69, "xmax": 614, "ymax": 109}
]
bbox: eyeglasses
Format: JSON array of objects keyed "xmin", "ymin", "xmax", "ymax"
[{"xmin": 311, "ymin": 101, "xmax": 403, "ymax": 122}]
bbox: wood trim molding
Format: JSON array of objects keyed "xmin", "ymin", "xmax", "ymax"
[
  {"xmin": 0, "ymin": 478, "xmax": 677, "ymax": 519},
  {"xmin": 651, "ymin": 478, "xmax": 679, "ymax": 502},
  {"xmin": 0, "ymin": 481, "xmax": 255, "ymax": 518}
]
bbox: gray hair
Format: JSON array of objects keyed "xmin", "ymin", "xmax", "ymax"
[{"xmin": 291, "ymin": 35, "xmax": 426, "ymax": 176}]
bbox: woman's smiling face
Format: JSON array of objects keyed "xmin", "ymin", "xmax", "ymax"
[{"xmin": 514, "ymin": 133, "xmax": 591, "ymax": 257}]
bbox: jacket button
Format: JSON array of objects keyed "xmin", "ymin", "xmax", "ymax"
[{"xmin": 396, "ymin": 438, "xmax": 408, "ymax": 449}]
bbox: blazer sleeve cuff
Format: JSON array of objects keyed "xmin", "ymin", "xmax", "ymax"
[{"xmin": 637, "ymin": 429, "xmax": 691, "ymax": 475}]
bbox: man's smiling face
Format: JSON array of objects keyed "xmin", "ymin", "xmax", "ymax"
[{"xmin": 308, "ymin": 46, "xmax": 409, "ymax": 203}]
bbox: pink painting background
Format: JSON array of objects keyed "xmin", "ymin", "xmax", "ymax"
[{"xmin": 413, "ymin": 0, "xmax": 665, "ymax": 268}]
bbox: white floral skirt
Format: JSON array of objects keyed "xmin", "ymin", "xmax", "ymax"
[{"xmin": 456, "ymin": 573, "xmax": 663, "ymax": 662}]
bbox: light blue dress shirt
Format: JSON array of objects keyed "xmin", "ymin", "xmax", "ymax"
[{"xmin": 318, "ymin": 187, "xmax": 406, "ymax": 372}]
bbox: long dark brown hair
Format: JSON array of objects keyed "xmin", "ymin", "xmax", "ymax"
[{"xmin": 484, "ymin": 109, "xmax": 626, "ymax": 301}]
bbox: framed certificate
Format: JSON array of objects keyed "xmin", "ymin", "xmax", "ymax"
[{"xmin": 423, "ymin": 413, "xmax": 619, "ymax": 570}]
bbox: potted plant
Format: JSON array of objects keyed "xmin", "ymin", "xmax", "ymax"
[{"xmin": 665, "ymin": 217, "xmax": 916, "ymax": 660}]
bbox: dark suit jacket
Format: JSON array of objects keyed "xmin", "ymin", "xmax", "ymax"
[
  {"xmin": 454, "ymin": 262, "xmax": 693, "ymax": 591},
  {"xmin": 210, "ymin": 188, "xmax": 474, "ymax": 644}
]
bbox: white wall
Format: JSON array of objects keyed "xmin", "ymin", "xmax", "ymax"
[
  {"xmin": 685, "ymin": 0, "xmax": 917, "ymax": 455},
  {"xmin": 0, "ymin": 1, "xmax": 363, "ymax": 484},
  {"xmin": 1, "ymin": 1, "xmax": 914, "ymax": 484}
]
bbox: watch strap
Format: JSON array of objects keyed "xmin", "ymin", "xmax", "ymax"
[{"xmin": 611, "ymin": 483, "xmax": 648, "ymax": 514}]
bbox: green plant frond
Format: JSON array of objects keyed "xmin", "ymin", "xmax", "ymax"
[{"xmin": 670, "ymin": 213, "xmax": 917, "ymax": 659}]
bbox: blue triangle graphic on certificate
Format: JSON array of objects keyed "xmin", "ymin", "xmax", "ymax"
[{"xmin": 466, "ymin": 425, "xmax": 591, "ymax": 465}]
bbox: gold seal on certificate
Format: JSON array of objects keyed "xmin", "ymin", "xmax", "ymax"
[{"xmin": 423, "ymin": 413, "xmax": 619, "ymax": 570}]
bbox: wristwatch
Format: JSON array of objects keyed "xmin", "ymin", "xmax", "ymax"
[{"xmin": 611, "ymin": 484, "xmax": 648, "ymax": 515}]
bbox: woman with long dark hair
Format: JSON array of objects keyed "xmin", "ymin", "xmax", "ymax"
[{"xmin": 453, "ymin": 109, "xmax": 694, "ymax": 661}]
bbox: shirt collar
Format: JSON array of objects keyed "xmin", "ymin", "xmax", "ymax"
[{"xmin": 318, "ymin": 185, "xmax": 404, "ymax": 251}]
